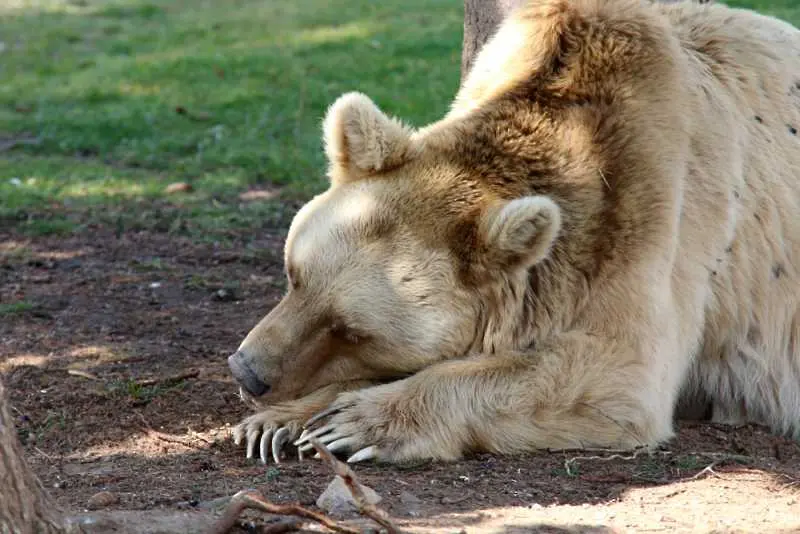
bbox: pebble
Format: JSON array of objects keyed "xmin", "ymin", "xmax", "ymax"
[
  {"xmin": 212, "ymin": 288, "xmax": 237, "ymax": 302},
  {"xmin": 86, "ymin": 491, "xmax": 119, "ymax": 510},
  {"xmin": 194, "ymin": 495, "xmax": 232, "ymax": 511},
  {"xmin": 399, "ymin": 490, "xmax": 421, "ymax": 504},
  {"xmin": 398, "ymin": 490, "xmax": 422, "ymax": 517},
  {"xmin": 316, "ymin": 476, "xmax": 381, "ymax": 516}
]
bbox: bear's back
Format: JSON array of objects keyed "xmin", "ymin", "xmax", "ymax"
[{"xmin": 656, "ymin": 2, "xmax": 800, "ymax": 436}]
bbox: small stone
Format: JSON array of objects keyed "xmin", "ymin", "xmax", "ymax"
[
  {"xmin": 398, "ymin": 490, "xmax": 422, "ymax": 517},
  {"xmin": 86, "ymin": 491, "xmax": 119, "ymax": 510},
  {"xmin": 212, "ymin": 288, "xmax": 237, "ymax": 302},
  {"xmin": 316, "ymin": 476, "xmax": 381, "ymax": 516},
  {"xmin": 164, "ymin": 182, "xmax": 193, "ymax": 194},
  {"xmin": 440, "ymin": 493, "xmax": 470, "ymax": 505},
  {"xmin": 399, "ymin": 490, "xmax": 420, "ymax": 504},
  {"xmin": 195, "ymin": 496, "xmax": 231, "ymax": 511}
]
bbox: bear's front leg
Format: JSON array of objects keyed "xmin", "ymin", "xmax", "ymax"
[
  {"xmin": 295, "ymin": 332, "xmax": 673, "ymax": 464},
  {"xmin": 232, "ymin": 380, "xmax": 376, "ymax": 463}
]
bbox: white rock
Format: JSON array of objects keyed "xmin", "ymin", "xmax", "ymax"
[
  {"xmin": 316, "ymin": 476, "xmax": 382, "ymax": 516},
  {"xmin": 399, "ymin": 490, "xmax": 420, "ymax": 504}
]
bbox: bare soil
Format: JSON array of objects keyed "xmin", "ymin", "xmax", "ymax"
[{"xmin": 2, "ymin": 227, "xmax": 799, "ymax": 533}]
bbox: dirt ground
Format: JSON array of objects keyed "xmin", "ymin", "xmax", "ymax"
[{"xmin": 2, "ymin": 228, "xmax": 799, "ymax": 533}]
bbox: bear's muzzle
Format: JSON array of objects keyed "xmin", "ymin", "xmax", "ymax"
[{"xmin": 228, "ymin": 351, "xmax": 271, "ymax": 397}]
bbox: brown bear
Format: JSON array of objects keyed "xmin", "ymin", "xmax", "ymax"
[{"xmin": 228, "ymin": 0, "xmax": 800, "ymax": 465}]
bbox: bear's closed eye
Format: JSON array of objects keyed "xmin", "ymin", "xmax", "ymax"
[{"xmin": 331, "ymin": 324, "xmax": 363, "ymax": 344}]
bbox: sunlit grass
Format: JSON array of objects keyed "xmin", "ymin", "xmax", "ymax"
[
  {"xmin": 1, "ymin": 0, "xmax": 795, "ymax": 240},
  {"xmin": 0, "ymin": 0, "xmax": 82, "ymax": 14},
  {"xmin": 1, "ymin": 0, "xmax": 463, "ymax": 239},
  {"xmin": 724, "ymin": 0, "xmax": 800, "ymax": 23}
]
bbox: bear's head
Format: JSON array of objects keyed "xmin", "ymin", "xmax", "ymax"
[
  {"xmin": 228, "ymin": 92, "xmax": 563, "ymax": 404},
  {"xmin": 228, "ymin": 0, "xmax": 688, "ymax": 406}
]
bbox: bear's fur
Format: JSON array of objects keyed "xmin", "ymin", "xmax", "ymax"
[{"xmin": 229, "ymin": 0, "xmax": 800, "ymax": 464}]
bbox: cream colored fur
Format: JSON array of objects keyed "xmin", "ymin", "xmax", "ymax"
[
  {"xmin": 322, "ymin": 92, "xmax": 414, "ymax": 180},
  {"xmin": 231, "ymin": 0, "xmax": 800, "ymax": 464}
]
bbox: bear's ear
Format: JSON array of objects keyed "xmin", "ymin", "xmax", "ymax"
[
  {"xmin": 480, "ymin": 196, "xmax": 562, "ymax": 268},
  {"xmin": 322, "ymin": 92, "xmax": 413, "ymax": 181}
]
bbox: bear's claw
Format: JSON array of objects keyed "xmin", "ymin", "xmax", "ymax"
[
  {"xmin": 233, "ymin": 418, "xmax": 297, "ymax": 464},
  {"xmin": 346, "ymin": 446, "xmax": 377, "ymax": 464},
  {"xmin": 293, "ymin": 423, "xmax": 377, "ymax": 463},
  {"xmin": 293, "ymin": 423, "xmax": 338, "ymax": 452},
  {"xmin": 246, "ymin": 426, "xmax": 262, "ymax": 460},
  {"xmin": 271, "ymin": 426, "xmax": 291, "ymax": 463},
  {"xmin": 259, "ymin": 429, "xmax": 273, "ymax": 463},
  {"xmin": 303, "ymin": 405, "xmax": 341, "ymax": 428}
]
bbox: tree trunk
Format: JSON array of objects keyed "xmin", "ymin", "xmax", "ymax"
[
  {"xmin": 461, "ymin": 0, "xmax": 713, "ymax": 83},
  {"xmin": 460, "ymin": 0, "xmax": 527, "ymax": 84},
  {"xmin": 0, "ymin": 383, "xmax": 225, "ymax": 534},
  {"xmin": 0, "ymin": 380, "xmax": 70, "ymax": 534}
]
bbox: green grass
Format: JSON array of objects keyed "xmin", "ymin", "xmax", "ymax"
[
  {"xmin": 0, "ymin": 301, "xmax": 35, "ymax": 316},
  {"xmin": 1, "ymin": 0, "xmax": 463, "ymax": 239},
  {"xmin": 106, "ymin": 377, "xmax": 189, "ymax": 403},
  {"xmin": 724, "ymin": 0, "xmax": 800, "ymax": 23},
  {"xmin": 1, "ymin": 0, "xmax": 797, "ymax": 240}
]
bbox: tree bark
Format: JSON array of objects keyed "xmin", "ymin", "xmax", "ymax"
[
  {"xmin": 0, "ymin": 380, "xmax": 70, "ymax": 534},
  {"xmin": 461, "ymin": 0, "xmax": 527, "ymax": 85},
  {"xmin": 461, "ymin": 0, "xmax": 713, "ymax": 83},
  {"xmin": 0, "ymin": 378, "xmax": 211, "ymax": 533}
]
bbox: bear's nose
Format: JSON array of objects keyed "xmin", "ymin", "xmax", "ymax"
[{"xmin": 228, "ymin": 351, "xmax": 271, "ymax": 397}]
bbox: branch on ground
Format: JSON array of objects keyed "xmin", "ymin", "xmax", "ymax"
[
  {"xmin": 547, "ymin": 445, "xmax": 754, "ymax": 478},
  {"xmin": 204, "ymin": 490, "xmax": 359, "ymax": 534},
  {"xmin": 310, "ymin": 438, "xmax": 407, "ymax": 534},
  {"xmin": 205, "ymin": 439, "xmax": 407, "ymax": 534}
]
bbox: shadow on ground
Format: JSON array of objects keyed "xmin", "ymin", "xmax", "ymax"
[{"xmin": 2, "ymin": 227, "xmax": 800, "ymax": 533}]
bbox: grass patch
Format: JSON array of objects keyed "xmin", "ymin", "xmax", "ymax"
[
  {"xmin": 1, "ymin": 0, "xmax": 795, "ymax": 239},
  {"xmin": 107, "ymin": 377, "xmax": 188, "ymax": 403},
  {"xmin": 0, "ymin": 301, "xmax": 35, "ymax": 316},
  {"xmin": 1, "ymin": 0, "xmax": 463, "ymax": 239},
  {"xmin": 723, "ymin": 0, "xmax": 800, "ymax": 23}
]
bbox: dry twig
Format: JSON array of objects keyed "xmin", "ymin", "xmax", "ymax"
[
  {"xmin": 134, "ymin": 412, "xmax": 211, "ymax": 449},
  {"xmin": 558, "ymin": 446, "xmax": 663, "ymax": 476},
  {"xmin": 551, "ymin": 444, "xmax": 754, "ymax": 479},
  {"xmin": 32, "ymin": 446, "xmax": 54, "ymax": 462},
  {"xmin": 206, "ymin": 440, "xmax": 406, "ymax": 534},
  {"xmin": 204, "ymin": 489, "xmax": 359, "ymax": 534},
  {"xmin": 689, "ymin": 461, "xmax": 721, "ymax": 480},
  {"xmin": 136, "ymin": 369, "xmax": 199, "ymax": 387},
  {"xmin": 778, "ymin": 473, "xmax": 800, "ymax": 489},
  {"xmin": 547, "ymin": 445, "xmax": 653, "ymax": 455},
  {"xmin": 67, "ymin": 369, "xmax": 101, "ymax": 381},
  {"xmin": 310, "ymin": 438, "xmax": 407, "ymax": 534},
  {"xmin": 262, "ymin": 520, "xmax": 305, "ymax": 533}
]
